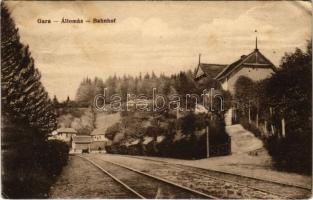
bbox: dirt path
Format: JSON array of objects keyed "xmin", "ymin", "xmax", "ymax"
[{"xmin": 226, "ymin": 124, "xmax": 263, "ymax": 154}]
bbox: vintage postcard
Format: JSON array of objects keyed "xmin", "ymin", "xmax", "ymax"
[{"xmin": 1, "ymin": 1, "xmax": 312, "ymax": 199}]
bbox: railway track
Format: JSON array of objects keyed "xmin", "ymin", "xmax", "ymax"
[
  {"xmin": 51, "ymin": 156, "xmax": 141, "ymax": 198},
  {"xmin": 100, "ymin": 155, "xmax": 311, "ymax": 199},
  {"xmin": 79, "ymin": 155, "xmax": 216, "ymax": 199}
]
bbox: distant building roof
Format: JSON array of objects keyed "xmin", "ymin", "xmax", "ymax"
[
  {"xmin": 125, "ymin": 139, "xmax": 140, "ymax": 147},
  {"xmin": 194, "ymin": 63, "xmax": 227, "ymax": 81},
  {"xmin": 57, "ymin": 128, "xmax": 77, "ymax": 134},
  {"xmin": 72, "ymin": 135, "xmax": 92, "ymax": 143},
  {"xmin": 143, "ymin": 136, "xmax": 154, "ymax": 145},
  {"xmin": 173, "ymin": 131, "xmax": 185, "ymax": 142},
  {"xmin": 195, "ymin": 41, "xmax": 277, "ymax": 82},
  {"xmin": 130, "ymin": 139, "xmax": 140, "ymax": 146},
  {"xmin": 156, "ymin": 135, "xmax": 165, "ymax": 143}
]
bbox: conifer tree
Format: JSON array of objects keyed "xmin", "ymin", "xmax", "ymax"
[{"xmin": 1, "ymin": 3, "xmax": 56, "ymax": 137}]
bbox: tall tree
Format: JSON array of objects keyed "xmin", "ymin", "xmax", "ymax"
[
  {"xmin": 262, "ymin": 41, "xmax": 312, "ymax": 174},
  {"xmin": 1, "ymin": 4, "xmax": 69, "ymax": 198},
  {"xmin": 264, "ymin": 44, "xmax": 312, "ymax": 135},
  {"xmin": 75, "ymin": 77, "xmax": 94, "ymax": 106},
  {"xmin": 1, "ymin": 3, "xmax": 56, "ymax": 137}
]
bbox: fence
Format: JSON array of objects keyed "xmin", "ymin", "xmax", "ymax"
[{"xmin": 232, "ymin": 104, "xmax": 286, "ymax": 139}]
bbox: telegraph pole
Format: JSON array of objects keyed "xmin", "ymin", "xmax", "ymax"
[
  {"xmin": 206, "ymin": 125, "xmax": 209, "ymax": 158},
  {"xmin": 248, "ymin": 100, "xmax": 251, "ymax": 124},
  {"xmin": 281, "ymin": 95, "xmax": 286, "ymax": 138}
]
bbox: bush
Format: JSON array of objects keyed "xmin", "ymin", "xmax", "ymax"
[
  {"xmin": 208, "ymin": 119, "xmax": 230, "ymax": 145},
  {"xmin": 104, "ymin": 111, "xmax": 230, "ymax": 159},
  {"xmin": 35, "ymin": 140, "xmax": 69, "ymax": 177},
  {"xmin": 265, "ymin": 133, "xmax": 312, "ymax": 175},
  {"xmin": 105, "ymin": 122, "xmax": 121, "ymax": 140},
  {"xmin": 104, "ymin": 115, "xmax": 230, "ymax": 159},
  {"xmin": 2, "ymin": 126, "xmax": 69, "ymax": 198},
  {"xmin": 240, "ymin": 117, "xmax": 262, "ymax": 138},
  {"xmin": 155, "ymin": 137, "xmax": 173, "ymax": 157},
  {"xmin": 170, "ymin": 137, "xmax": 193, "ymax": 159},
  {"xmin": 240, "ymin": 117, "xmax": 311, "ymax": 175}
]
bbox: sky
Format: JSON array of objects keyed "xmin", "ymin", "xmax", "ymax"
[{"xmin": 6, "ymin": 1, "xmax": 312, "ymax": 101}]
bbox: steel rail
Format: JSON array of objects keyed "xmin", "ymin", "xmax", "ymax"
[
  {"xmin": 77, "ymin": 155, "xmax": 145, "ymax": 199},
  {"xmin": 120, "ymin": 155, "xmax": 311, "ymax": 198},
  {"xmin": 91, "ymin": 155, "xmax": 218, "ymax": 199}
]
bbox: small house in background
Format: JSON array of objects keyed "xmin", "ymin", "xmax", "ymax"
[
  {"xmin": 49, "ymin": 127, "xmax": 77, "ymax": 144},
  {"xmin": 71, "ymin": 135, "xmax": 92, "ymax": 153},
  {"xmin": 90, "ymin": 129, "xmax": 108, "ymax": 152}
]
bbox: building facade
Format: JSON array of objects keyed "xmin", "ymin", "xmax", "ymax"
[
  {"xmin": 195, "ymin": 39, "xmax": 277, "ymax": 125},
  {"xmin": 71, "ymin": 135, "xmax": 92, "ymax": 153},
  {"xmin": 90, "ymin": 129, "xmax": 108, "ymax": 152},
  {"xmin": 215, "ymin": 42, "xmax": 277, "ymax": 94},
  {"xmin": 49, "ymin": 127, "xmax": 77, "ymax": 144}
]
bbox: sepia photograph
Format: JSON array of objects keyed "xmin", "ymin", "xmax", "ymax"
[{"xmin": 1, "ymin": 1, "xmax": 312, "ymax": 199}]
